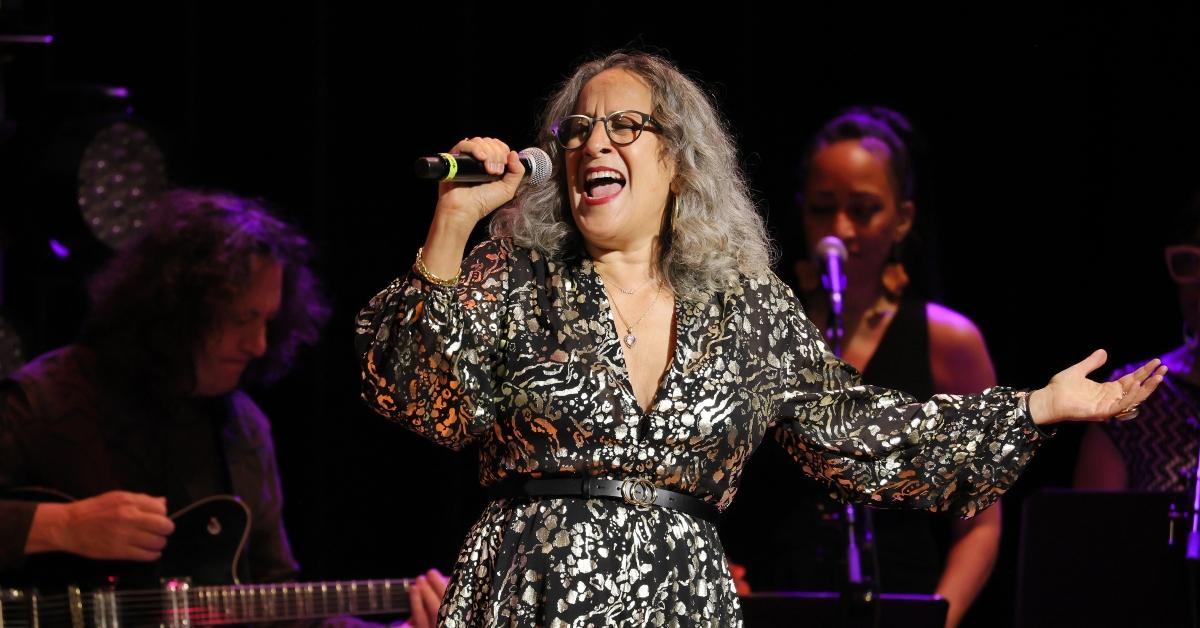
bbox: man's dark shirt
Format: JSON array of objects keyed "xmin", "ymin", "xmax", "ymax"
[{"xmin": 0, "ymin": 345, "xmax": 299, "ymax": 583}]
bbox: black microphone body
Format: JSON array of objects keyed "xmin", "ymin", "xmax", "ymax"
[{"xmin": 414, "ymin": 147, "xmax": 552, "ymax": 185}]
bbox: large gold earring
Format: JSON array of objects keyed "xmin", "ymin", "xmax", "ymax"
[{"xmin": 881, "ymin": 243, "xmax": 908, "ymax": 301}]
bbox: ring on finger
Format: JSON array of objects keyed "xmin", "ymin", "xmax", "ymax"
[{"xmin": 1114, "ymin": 403, "xmax": 1140, "ymax": 422}]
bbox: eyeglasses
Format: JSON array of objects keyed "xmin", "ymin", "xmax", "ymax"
[
  {"xmin": 1167, "ymin": 245, "xmax": 1200, "ymax": 283},
  {"xmin": 552, "ymin": 110, "xmax": 659, "ymax": 150}
]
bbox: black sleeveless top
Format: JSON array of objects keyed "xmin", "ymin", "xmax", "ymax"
[
  {"xmin": 860, "ymin": 299, "xmax": 947, "ymax": 593},
  {"xmin": 721, "ymin": 298, "xmax": 948, "ymax": 593}
]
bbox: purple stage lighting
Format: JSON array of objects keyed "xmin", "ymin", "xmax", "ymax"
[{"xmin": 48, "ymin": 239, "xmax": 70, "ymax": 259}]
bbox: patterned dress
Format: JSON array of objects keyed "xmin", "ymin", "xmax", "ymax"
[{"xmin": 355, "ymin": 238, "xmax": 1048, "ymax": 627}]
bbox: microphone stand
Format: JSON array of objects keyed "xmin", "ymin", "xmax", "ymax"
[
  {"xmin": 1183, "ymin": 440, "xmax": 1200, "ymax": 628},
  {"xmin": 820, "ymin": 254, "xmax": 881, "ymax": 628},
  {"xmin": 1185, "ymin": 441, "xmax": 1200, "ymax": 563},
  {"xmin": 1163, "ymin": 434, "xmax": 1200, "ymax": 628}
]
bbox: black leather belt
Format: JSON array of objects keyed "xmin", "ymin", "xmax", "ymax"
[{"xmin": 490, "ymin": 476, "xmax": 720, "ymax": 524}]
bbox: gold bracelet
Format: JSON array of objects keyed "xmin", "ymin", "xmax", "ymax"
[{"xmin": 414, "ymin": 247, "xmax": 460, "ymax": 287}]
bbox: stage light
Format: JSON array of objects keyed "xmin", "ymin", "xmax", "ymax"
[{"xmin": 76, "ymin": 118, "xmax": 167, "ymax": 250}]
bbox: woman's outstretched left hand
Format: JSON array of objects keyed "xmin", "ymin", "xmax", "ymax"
[{"xmin": 1029, "ymin": 349, "xmax": 1167, "ymax": 426}]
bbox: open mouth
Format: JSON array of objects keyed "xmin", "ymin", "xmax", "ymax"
[{"xmin": 583, "ymin": 169, "xmax": 626, "ymax": 201}]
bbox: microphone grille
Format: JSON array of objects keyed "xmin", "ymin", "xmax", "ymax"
[
  {"xmin": 814, "ymin": 236, "xmax": 848, "ymax": 261},
  {"xmin": 519, "ymin": 147, "xmax": 553, "ymax": 186}
]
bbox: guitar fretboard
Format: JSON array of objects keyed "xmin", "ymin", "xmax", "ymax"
[
  {"xmin": 178, "ymin": 578, "xmax": 414, "ymax": 625},
  {"xmin": 1, "ymin": 578, "xmax": 414, "ymax": 628}
]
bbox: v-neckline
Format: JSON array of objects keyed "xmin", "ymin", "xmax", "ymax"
[{"xmin": 585, "ymin": 260, "xmax": 683, "ymax": 422}]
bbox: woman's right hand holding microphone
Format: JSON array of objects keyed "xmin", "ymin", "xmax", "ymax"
[{"xmin": 420, "ymin": 137, "xmax": 525, "ymax": 280}]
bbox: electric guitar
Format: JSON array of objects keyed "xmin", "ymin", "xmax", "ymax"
[{"xmin": 0, "ymin": 489, "xmax": 414, "ymax": 627}]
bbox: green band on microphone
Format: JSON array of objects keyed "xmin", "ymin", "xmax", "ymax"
[{"xmin": 439, "ymin": 153, "xmax": 458, "ymax": 181}]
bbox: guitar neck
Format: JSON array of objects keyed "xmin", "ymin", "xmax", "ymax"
[
  {"xmin": 180, "ymin": 578, "xmax": 415, "ymax": 625},
  {"xmin": 1, "ymin": 578, "xmax": 415, "ymax": 628}
]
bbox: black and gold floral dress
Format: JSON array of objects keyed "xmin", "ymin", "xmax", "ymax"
[{"xmin": 355, "ymin": 237, "xmax": 1047, "ymax": 627}]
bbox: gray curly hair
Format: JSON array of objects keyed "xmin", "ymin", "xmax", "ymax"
[{"xmin": 490, "ymin": 51, "xmax": 774, "ymax": 299}]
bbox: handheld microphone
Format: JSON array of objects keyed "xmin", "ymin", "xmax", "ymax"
[{"xmin": 414, "ymin": 147, "xmax": 552, "ymax": 186}]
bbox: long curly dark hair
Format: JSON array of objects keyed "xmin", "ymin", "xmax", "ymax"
[{"xmin": 82, "ymin": 189, "xmax": 330, "ymax": 397}]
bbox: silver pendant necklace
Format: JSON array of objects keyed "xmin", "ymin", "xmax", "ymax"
[{"xmin": 608, "ymin": 285, "xmax": 661, "ymax": 347}]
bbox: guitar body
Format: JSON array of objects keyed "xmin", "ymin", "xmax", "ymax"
[
  {"xmin": 4, "ymin": 489, "xmax": 249, "ymax": 589},
  {"xmin": 160, "ymin": 495, "xmax": 251, "ymax": 585}
]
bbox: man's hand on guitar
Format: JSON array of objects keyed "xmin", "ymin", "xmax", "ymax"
[
  {"xmin": 403, "ymin": 568, "xmax": 447, "ymax": 628},
  {"xmin": 26, "ymin": 490, "xmax": 176, "ymax": 561}
]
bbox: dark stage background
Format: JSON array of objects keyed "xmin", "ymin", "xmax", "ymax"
[{"xmin": 2, "ymin": 4, "xmax": 1198, "ymax": 626}]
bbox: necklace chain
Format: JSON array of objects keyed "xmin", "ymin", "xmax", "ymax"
[
  {"xmin": 606, "ymin": 274, "xmax": 656, "ymax": 295},
  {"xmin": 606, "ymin": 283, "xmax": 661, "ymax": 348}
]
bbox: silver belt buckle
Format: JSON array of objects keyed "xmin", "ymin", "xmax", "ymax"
[{"xmin": 620, "ymin": 477, "xmax": 657, "ymax": 510}]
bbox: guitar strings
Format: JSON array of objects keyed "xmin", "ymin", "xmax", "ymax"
[{"xmin": 2, "ymin": 579, "xmax": 414, "ymax": 626}]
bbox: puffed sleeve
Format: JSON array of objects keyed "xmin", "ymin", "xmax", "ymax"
[
  {"xmin": 763, "ymin": 276, "xmax": 1048, "ymax": 518},
  {"xmin": 355, "ymin": 238, "xmax": 511, "ymax": 450}
]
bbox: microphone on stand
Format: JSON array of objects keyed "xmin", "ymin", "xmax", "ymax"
[
  {"xmin": 814, "ymin": 236, "xmax": 849, "ymax": 354},
  {"xmin": 814, "ymin": 235, "xmax": 880, "ymax": 627}
]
